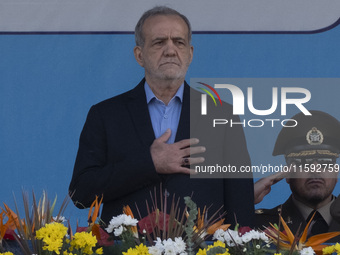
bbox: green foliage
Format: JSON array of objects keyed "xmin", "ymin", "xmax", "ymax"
[
  {"xmin": 184, "ymin": 196, "xmax": 198, "ymax": 255},
  {"xmin": 206, "ymin": 246, "xmax": 227, "ymax": 255}
]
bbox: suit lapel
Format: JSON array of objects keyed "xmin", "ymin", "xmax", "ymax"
[
  {"xmin": 127, "ymin": 80, "xmax": 191, "ymax": 145},
  {"xmin": 175, "ymin": 82, "xmax": 190, "ymax": 142},
  {"xmin": 127, "ymin": 79, "xmax": 155, "ymax": 146}
]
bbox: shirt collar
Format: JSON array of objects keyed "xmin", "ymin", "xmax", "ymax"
[
  {"xmin": 292, "ymin": 195, "xmax": 335, "ymax": 225},
  {"xmin": 144, "ymin": 81, "xmax": 184, "ymax": 104}
]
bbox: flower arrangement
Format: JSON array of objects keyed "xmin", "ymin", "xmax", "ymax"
[
  {"xmin": 213, "ymin": 227, "xmax": 272, "ymax": 255},
  {"xmin": 1, "ymin": 190, "xmax": 340, "ymax": 255},
  {"xmin": 265, "ymin": 214, "xmax": 340, "ymax": 255},
  {"xmin": 35, "ymin": 222, "xmax": 103, "ymax": 255},
  {"xmin": 0, "ymin": 191, "xmax": 105, "ymax": 255}
]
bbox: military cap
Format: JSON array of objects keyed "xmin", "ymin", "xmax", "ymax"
[{"xmin": 273, "ymin": 110, "xmax": 340, "ymax": 157}]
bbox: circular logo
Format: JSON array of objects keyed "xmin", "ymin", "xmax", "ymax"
[{"xmin": 306, "ymin": 127, "xmax": 324, "ymax": 145}]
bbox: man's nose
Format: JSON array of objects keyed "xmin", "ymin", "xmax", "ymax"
[{"xmin": 163, "ymin": 41, "xmax": 176, "ymax": 56}]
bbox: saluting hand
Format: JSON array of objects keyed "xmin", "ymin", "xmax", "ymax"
[{"xmin": 254, "ymin": 171, "xmax": 287, "ymax": 204}]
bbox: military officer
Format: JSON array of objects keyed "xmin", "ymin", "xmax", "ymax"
[{"xmin": 255, "ymin": 110, "xmax": 340, "ymax": 239}]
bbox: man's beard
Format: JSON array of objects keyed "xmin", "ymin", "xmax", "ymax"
[
  {"xmin": 306, "ymin": 195, "xmax": 326, "ymax": 205},
  {"xmin": 291, "ymin": 183, "xmax": 329, "ymax": 207}
]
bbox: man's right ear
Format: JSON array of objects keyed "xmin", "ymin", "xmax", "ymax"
[{"xmin": 134, "ymin": 46, "xmax": 144, "ymax": 67}]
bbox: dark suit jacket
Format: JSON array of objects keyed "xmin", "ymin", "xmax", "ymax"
[
  {"xmin": 69, "ymin": 79, "xmax": 255, "ymax": 227},
  {"xmin": 255, "ymin": 195, "xmax": 340, "ymax": 242}
]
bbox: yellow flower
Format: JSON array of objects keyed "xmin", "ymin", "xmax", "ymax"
[
  {"xmin": 35, "ymin": 222, "xmax": 68, "ymax": 254},
  {"xmin": 274, "ymin": 253, "xmax": 282, "ymax": 255},
  {"xmin": 95, "ymin": 247, "xmax": 104, "ymax": 255},
  {"xmin": 335, "ymin": 243, "xmax": 340, "ymax": 253},
  {"xmin": 63, "ymin": 251, "xmax": 75, "ymax": 255},
  {"xmin": 323, "ymin": 245, "xmax": 335, "ymax": 255},
  {"xmin": 208, "ymin": 240, "xmax": 226, "ymax": 249},
  {"xmin": 0, "ymin": 252, "xmax": 15, "ymax": 255},
  {"xmin": 123, "ymin": 243, "xmax": 150, "ymax": 255},
  {"xmin": 323, "ymin": 243, "xmax": 340, "ymax": 255},
  {"xmin": 70, "ymin": 231, "xmax": 98, "ymax": 255},
  {"xmin": 196, "ymin": 248, "xmax": 207, "ymax": 255},
  {"xmin": 123, "ymin": 248, "xmax": 139, "ymax": 255},
  {"xmin": 196, "ymin": 241, "xmax": 230, "ymax": 255}
]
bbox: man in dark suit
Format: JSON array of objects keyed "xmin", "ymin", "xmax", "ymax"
[
  {"xmin": 255, "ymin": 110, "xmax": 340, "ymax": 239},
  {"xmin": 69, "ymin": 6, "xmax": 254, "ymax": 227}
]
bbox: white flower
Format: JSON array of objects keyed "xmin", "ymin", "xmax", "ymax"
[
  {"xmin": 213, "ymin": 229, "xmax": 226, "ymax": 242},
  {"xmin": 105, "ymin": 214, "xmax": 138, "ymax": 233},
  {"xmin": 53, "ymin": 216, "xmax": 66, "ymax": 222},
  {"xmin": 106, "ymin": 215, "xmax": 125, "ymax": 232},
  {"xmin": 240, "ymin": 229, "xmax": 269, "ymax": 244},
  {"xmin": 224, "ymin": 229, "xmax": 243, "ymax": 246},
  {"xmin": 241, "ymin": 232, "xmax": 252, "ymax": 243},
  {"xmin": 248, "ymin": 230, "xmax": 260, "ymax": 240},
  {"xmin": 259, "ymin": 232, "xmax": 269, "ymax": 242},
  {"xmin": 255, "ymin": 245, "xmax": 261, "ymax": 249},
  {"xmin": 174, "ymin": 237, "xmax": 186, "ymax": 253},
  {"xmin": 163, "ymin": 239, "xmax": 177, "ymax": 255},
  {"xmin": 149, "ymin": 246, "xmax": 163, "ymax": 255},
  {"xmin": 164, "ymin": 247, "xmax": 176, "ymax": 255},
  {"xmin": 154, "ymin": 238, "xmax": 164, "ymax": 251},
  {"xmin": 300, "ymin": 247, "xmax": 315, "ymax": 255},
  {"xmin": 123, "ymin": 215, "xmax": 138, "ymax": 226},
  {"xmin": 113, "ymin": 225, "xmax": 124, "ymax": 236},
  {"xmin": 105, "ymin": 224, "xmax": 114, "ymax": 234},
  {"xmin": 162, "ymin": 238, "xmax": 173, "ymax": 246},
  {"xmin": 150, "ymin": 238, "xmax": 186, "ymax": 255}
]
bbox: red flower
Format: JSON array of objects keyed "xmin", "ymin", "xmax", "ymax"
[
  {"xmin": 3, "ymin": 229, "xmax": 16, "ymax": 241},
  {"xmin": 138, "ymin": 210, "xmax": 171, "ymax": 234},
  {"xmin": 238, "ymin": 226, "xmax": 252, "ymax": 235}
]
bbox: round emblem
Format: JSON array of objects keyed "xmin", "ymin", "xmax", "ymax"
[{"xmin": 306, "ymin": 127, "xmax": 324, "ymax": 145}]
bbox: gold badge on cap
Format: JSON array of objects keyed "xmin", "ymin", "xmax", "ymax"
[{"xmin": 306, "ymin": 127, "xmax": 324, "ymax": 145}]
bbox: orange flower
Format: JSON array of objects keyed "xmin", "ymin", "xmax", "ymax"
[
  {"xmin": 2, "ymin": 203, "xmax": 26, "ymax": 235},
  {"xmin": 78, "ymin": 195, "xmax": 114, "ymax": 246},
  {"xmin": 266, "ymin": 213, "xmax": 340, "ymax": 255},
  {"xmin": 193, "ymin": 207, "xmax": 230, "ymax": 236},
  {"xmin": 123, "ymin": 205, "xmax": 138, "ymax": 237},
  {"xmin": 87, "ymin": 195, "xmax": 103, "ymax": 226},
  {"xmin": 0, "ymin": 209, "xmax": 10, "ymax": 239}
]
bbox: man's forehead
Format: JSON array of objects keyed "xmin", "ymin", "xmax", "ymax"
[
  {"xmin": 143, "ymin": 15, "xmax": 189, "ymax": 37},
  {"xmin": 144, "ymin": 14, "xmax": 186, "ymax": 25}
]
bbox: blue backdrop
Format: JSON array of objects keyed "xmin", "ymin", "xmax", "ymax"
[{"xmin": 1, "ymin": 24, "xmax": 340, "ymax": 227}]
